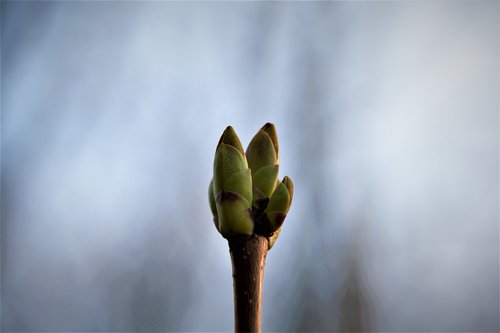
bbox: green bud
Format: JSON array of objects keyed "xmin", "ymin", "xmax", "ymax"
[
  {"xmin": 246, "ymin": 123, "xmax": 279, "ymax": 176},
  {"xmin": 209, "ymin": 123, "xmax": 293, "ymax": 247},
  {"xmin": 215, "ymin": 191, "xmax": 254, "ymax": 237},
  {"xmin": 246, "ymin": 123, "xmax": 280, "ymax": 213},
  {"xmin": 217, "ymin": 125, "xmax": 245, "ymax": 155},
  {"xmin": 212, "ymin": 126, "xmax": 254, "ymax": 238},
  {"xmin": 263, "ymin": 177, "xmax": 293, "ymax": 233},
  {"xmin": 264, "ymin": 177, "xmax": 293, "ymax": 243},
  {"xmin": 261, "ymin": 122, "xmax": 279, "ymax": 162},
  {"xmin": 213, "ymin": 143, "xmax": 248, "ymax": 194},
  {"xmin": 282, "ymin": 176, "xmax": 294, "ymax": 204},
  {"xmin": 266, "ymin": 181, "xmax": 290, "ymax": 213}
]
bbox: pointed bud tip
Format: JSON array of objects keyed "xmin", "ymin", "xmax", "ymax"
[
  {"xmin": 217, "ymin": 126, "xmax": 235, "ymax": 145},
  {"xmin": 217, "ymin": 125, "xmax": 245, "ymax": 154},
  {"xmin": 282, "ymin": 176, "xmax": 294, "ymax": 201},
  {"xmin": 262, "ymin": 122, "xmax": 275, "ymax": 130},
  {"xmin": 261, "ymin": 122, "xmax": 279, "ymax": 157},
  {"xmin": 246, "ymin": 124, "xmax": 278, "ymax": 172}
]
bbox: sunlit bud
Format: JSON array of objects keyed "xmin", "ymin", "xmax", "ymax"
[
  {"xmin": 209, "ymin": 123, "xmax": 294, "ymax": 249},
  {"xmin": 246, "ymin": 123, "xmax": 279, "ymax": 202},
  {"xmin": 282, "ymin": 176, "xmax": 294, "ymax": 204},
  {"xmin": 265, "ymin": 176, "xmax": 292, "ymax": 249},
  {"xmin": 263, "ymin": 176, "xmax": 293, "ymax": 233},
  {"xmin": 211, "ymin": 126, "xmax": 254, "ymax": 237},
  {"xmin": 215, "ymin": 191, "xmax": 254, "ymax": 237}
]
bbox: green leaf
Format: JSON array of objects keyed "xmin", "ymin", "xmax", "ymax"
[{"xmin": 252, "ymin": 164, "xmax": 279, "ymax": 198}]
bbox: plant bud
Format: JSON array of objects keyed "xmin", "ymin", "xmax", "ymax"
[
  {"xmin": 215, "ymin": 191, "xmax": 254, "ymax": 237},
  {"xmin": 282, "ymin": 176, "xmax": 294, "ymax": 203},
  {"xmin": 211, "ymin": 126, "xmax": 254, "ymax": 237},
  {"xmin": 263, "ymin": 176, "xmax": 293, "ymax": 233},
  {"xmin": 246, "ymin": 123, "xmax": 279, "ymax": 172},
  {"xmin": 209, "ymin": 123, "xmax": 294, "ymax": 249},
  {"xmin": 246, "ymin": 123, "xmax": 279, "ymax": 205}
]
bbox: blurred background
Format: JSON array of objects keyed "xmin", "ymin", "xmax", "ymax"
[{"xmin": 1, "ymin": 1, "xmax": 498, "ymax": 332}]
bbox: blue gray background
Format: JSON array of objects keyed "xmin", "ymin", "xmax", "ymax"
[{"xmin": 1, "ymin": 1, "xmax": 498, "ymax": 331}]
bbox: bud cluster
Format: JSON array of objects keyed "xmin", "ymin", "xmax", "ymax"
[{"xmin": 209, "ymin": 123, "xmax": 294, "ymax": 249}]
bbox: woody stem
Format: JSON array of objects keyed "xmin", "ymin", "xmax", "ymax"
[{"xmin": 228, "ymin": 235, "xmax": 268, "ymax": 333}]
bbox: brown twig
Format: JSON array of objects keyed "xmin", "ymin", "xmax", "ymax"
[{"xmin": 228, "ymin": 235, "xmax": 268, "ymax": 333}]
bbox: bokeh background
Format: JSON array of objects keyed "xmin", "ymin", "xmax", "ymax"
[{"xmin": 1, "ymin": 1, "xmax": 498, "ymax": 332}]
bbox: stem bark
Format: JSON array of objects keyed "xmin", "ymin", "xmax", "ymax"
[{"xmin": 228, "ymin": 235, "xmax": 268, "ymax": 333}]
